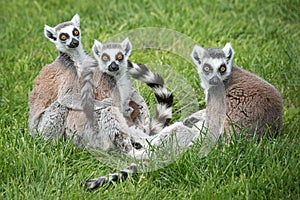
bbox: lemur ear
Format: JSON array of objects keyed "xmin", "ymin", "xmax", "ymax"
[
  {"xmin": 71, "ymin": 14, "xmax": 80, "ymax": 27},
  {"xmin": 92, "ymin": 39, "xmax": 103, "ymax": 56},
  {"xmin": 191, "ymin": 45, "xmax": 206, "ymax": 66},
  {"xmin": 223, "ymin": 42, "xmax": 234, "ymax": 64},
  {"xmin": 122, "ymin": 37, "xmax": 132, "ymax": 57},
  {"xmin": 44, "ymin": 25, "xmax": 57, "ymax": 42}
]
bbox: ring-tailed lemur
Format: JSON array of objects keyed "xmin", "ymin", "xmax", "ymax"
[
  {"xmin": 91, "ymin": 38, "xmax": 173, "ymax": 135},
  {"xmin": 191, "ymin": 42, "xmax": 283, "ymax": 140},
  {"xmin": 29, "ymin": 14, "xmax": 100, "ymax": 139}
]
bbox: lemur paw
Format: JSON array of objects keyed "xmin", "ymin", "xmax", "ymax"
[
  {"xmin": 183, "ymin": 117, "xmax": 200, "ymax": 128},
  {"xmin": 94, "ymin": 98, "xmax": 113, "ymax": 110},
  {"xmin": 58, "ymin": 94, "xmax": 82, "ymax": 110}
]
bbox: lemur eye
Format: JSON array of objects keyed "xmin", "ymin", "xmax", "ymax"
[
  {"xmin": 203, "ymin": 65, "xmax": 210, "ymax": 72},
  {"xmin": 73, "ymin": 28, "xmax": 79, "ymax": 36},
  {"xmin": 116, "ymin": 53, "xmax": 123, "ymax": 61},
  {"xmin": 59, "ymin": 33, "xmax": 68, "ymax": 41},
  {"xmin": 102, "ymin": 54, "xmax": 110, "ymax": 62},
  {"xmin": 219, "ymin": 64, "xmax": 227, "ymax": 73}
]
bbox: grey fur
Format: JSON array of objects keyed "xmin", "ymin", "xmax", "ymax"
[
  {"xmin": 101, "ymin": 43, "xmax": 122, "ymax": 50},
  {"xmin": 36, "ymin": 101, "xmax": 69, "ymax": 140},
  {"xmin": 206, "ymin": 83, "xmax": 226, "ymax": 144},
  {"xmin": 55, "ymin": 22, "xmax": 74, "ymax": 31},
  {"xmin": 206, "ymin": 48, "xmax": 225, "ymax": 59}
]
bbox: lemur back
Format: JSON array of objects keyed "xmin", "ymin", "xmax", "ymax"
[{"xmin": 191, "ymin": 43, "xmax": 283, "ymax": 140}]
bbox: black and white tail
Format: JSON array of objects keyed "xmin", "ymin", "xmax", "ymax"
[
  {"xmin": 128, "ymin": 61, "xmax": 174, "ymax": 135},
  {"xmin": 80, "ymin": 54, "xmax": 98, "ymax": 124},
  {"xmin": 84, "ymin": 163, "xmax": 138, "ymax": 190}
]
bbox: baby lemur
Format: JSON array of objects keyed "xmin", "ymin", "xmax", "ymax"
[{"xmin": 191, "ymin": 42, "xmax": 283, "ymax": 140}]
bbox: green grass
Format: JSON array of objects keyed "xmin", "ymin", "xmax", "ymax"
[{"xmin": 1, "ymin": 0, "xmax": 299, "ymax": 199}]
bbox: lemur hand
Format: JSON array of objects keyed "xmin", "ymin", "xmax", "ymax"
[{"xmin": 58, "ymin": 94, "xmax": 83, "ymax": 110}]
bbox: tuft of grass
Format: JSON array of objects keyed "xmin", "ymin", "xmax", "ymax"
[{"xmin": 1, "ymin": 0, "xmax": 299, "ymax": 199}]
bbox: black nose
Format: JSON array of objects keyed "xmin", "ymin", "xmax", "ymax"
[
  {"xmin": 108, "ymin": 62, "xmax": 119, "ymax": 72},
  {"xmin": 68, "ymin": 38, "xmax": 79, "ymax": 48},
  {"xmin": 209, "ymin": 75, "xmax": 221, "ymax": 85}
]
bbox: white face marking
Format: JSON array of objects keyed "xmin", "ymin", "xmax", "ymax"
[
  {"xmin": 93, "ymin": 38, "xmax": 132, "ymax": 77},
  {"xmin": 191, "ymin": 43, "xmax": 235, "ymax": 91},
  {"xmin": 100, "ymin": 48, "xmax": 127, "ymax": 76},
  {"xmin": 55, "ymin": 25, "xmax": 81, "ymax": 52},
  {"xmin": 198, "ymin": 57, "xmax": 230, "ymax": 83}
]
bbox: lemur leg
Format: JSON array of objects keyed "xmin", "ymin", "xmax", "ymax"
[
  {"xmin": 36, "ymin": 100, "xmax": 69, "ymax": 140},
  {"xmin": 36, "ymin": 94, "xmax": 114, "ymax": 143},
  {"xmin": 183, "ymin": 109, "xmax": 207, "ymax": 128}
]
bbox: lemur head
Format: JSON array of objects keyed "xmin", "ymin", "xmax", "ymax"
[
  {"xmin": 191, "ymin": 42, "xmax": 234, "ymax": 90},
  {"xmin": 92, "ymin": 38, "xmax": 132, "ymax": 77},
  {"xmin": 44, "ymin": 14, "xmax": 81, "ymax": 52}
]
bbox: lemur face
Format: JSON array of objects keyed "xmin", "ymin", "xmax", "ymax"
[
  {"xmin": 191, "ymin": 43, "xmax": 234, "ymax": 89},
  {"xmin": 92, "ymin": 38, "xmax": 132, "ymax": 77},
  {"xmin": 56, "ymin": 25, "xmax": 80, "ymax": 49},
  {"xmin": 44, "ymin": 14, "xmax": 81, "ymax": 52},
  {"xmin": 198, "ymin": 57, "xmax": 231, "ymax": 86}
]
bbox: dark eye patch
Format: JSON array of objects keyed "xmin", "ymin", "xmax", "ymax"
[
  {"xmin": 116, "ymin": 52, "xmax": 124, "ymax": 61},
  {"xmin": 101, "ymin": 53, "xmax": 110, "ymax": 62},
  {"xmin": 219, "ymin": 64, "xmax": 227, "ymax": 74},
  {"xmin": 59, "ymin": 33, "xmax": 69, "ymax": 41},
  {"xmin": 203, "ymin": 64, "xmax": 212, "ymax": 73},
  {"xmin": 73, "ymin": 28, "xmax": 79, "ymax": 36}
]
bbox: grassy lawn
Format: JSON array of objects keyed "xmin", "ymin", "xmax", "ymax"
[{"xmin": 1, "ymin": 0, "xmax": 299, "ymax": 199}]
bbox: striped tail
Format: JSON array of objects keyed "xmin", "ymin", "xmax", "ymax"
[
  {"xmin": 128, "ymin": 61, "xmax": 174, "ymax": 135},
  {"xmin": 84, "ymin": 163, "xmax": 138, "ymax": 190},
  {"xmin": 80, "ymin": 55, "xmax": 98, "ymax": 124}
]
